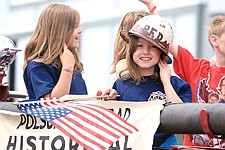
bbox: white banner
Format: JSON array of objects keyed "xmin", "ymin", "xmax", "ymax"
[{"xmin": 0, "ymin": 100, "xmax": 164, "ymax": 150}]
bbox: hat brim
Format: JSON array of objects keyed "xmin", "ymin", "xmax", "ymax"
[
  {"xmin": 120, "ymin": 30, "xmax": 172, "ymax": 64},
  {"xmin": 164, "ymin": 55, "xmax": 172, "ymax": 64}
]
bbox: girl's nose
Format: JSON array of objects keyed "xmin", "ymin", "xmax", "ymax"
[
  {"xmin": 78, "ymin": 25, "xmax": 83, "ymax": 33},
  {"xmin": 143, "ymin": 47, "xmax": 150, "ymax": 53}
]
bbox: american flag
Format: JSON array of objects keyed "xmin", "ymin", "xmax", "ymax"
[{"xmin": 17, "ymin": 98, "xmax": 138, "ymax": 150}]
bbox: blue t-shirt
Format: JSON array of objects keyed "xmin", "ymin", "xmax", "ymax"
[
  {"xmin": 23, "ymin": 61, "xmax": 87, "ymax": 99},
  {"xmin": 112, "ymin": 75, "xmax": 192, "ymax": 148}
]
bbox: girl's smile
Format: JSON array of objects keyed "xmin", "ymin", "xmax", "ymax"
[{"xmin": 133, "ymin": 37, "xmax": 161, "ymax": 76}]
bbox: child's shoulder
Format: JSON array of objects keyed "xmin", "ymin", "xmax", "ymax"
[{"xmin": 27, "ymin": 60, "xmax": 53, "ymax": 71}]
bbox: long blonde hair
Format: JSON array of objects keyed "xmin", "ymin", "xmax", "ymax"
[
  {"xmin": 111, "ymin": 10, "xmax": 150, "ymax": 74},
  {"xmin": 24, "ymin": 3, "xmax": 83, "ymax": 72}
]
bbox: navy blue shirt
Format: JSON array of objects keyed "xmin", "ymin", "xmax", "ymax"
[
  {"xmin": 113, "ymin": 75, "xmax": 192, "ymax": 148},
  {"xmin": 24, "ymin": 61, "xmax": 87, "ymax": 99}
]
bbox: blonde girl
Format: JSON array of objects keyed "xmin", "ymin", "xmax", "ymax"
[{"xmin": 23, "ymin": 3, "xmax": 87, "ymax": 99}]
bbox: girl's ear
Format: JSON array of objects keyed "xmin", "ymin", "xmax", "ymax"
[{"xmin": 209, "ymin": 35, "xmax": 219, "ymax": 48}]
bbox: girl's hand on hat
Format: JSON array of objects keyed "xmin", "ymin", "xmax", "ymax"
[
  {"xmin": 158, "ymin": 59, "xmax": 171, "ymax": 85},
  {"xmin": 60, "ymin": 44, "xmax": 75, "ymax": 72}
]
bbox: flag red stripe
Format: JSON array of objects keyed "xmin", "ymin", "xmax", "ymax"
[
  {"xmin": 65, "ymin": 112, "xmax": 115, "ymax": 144},
  {"xmin": 71, "ymin": 105, "xmax": 127, "ymax": 137},
  {"xmin": 69, "ymin": 108, "xmax": 121, "ymax": 139},
  {"xmin": 59, "ymin": 116, "xmax": 110, "ymax": 149},
  {"xmin": 82, "ymin": 104, "xmax": 138, "ymax": 132},
  {"xmin": 52, "ymin": 117, "xmax": 109, "ymax": 149},
  {"xmin": 50, "ymin": 121, "xmax": 95, "ymax": 150},
  {"xmin": 42, "ymin": 99, "xmax": 63, "ymax": 106}
]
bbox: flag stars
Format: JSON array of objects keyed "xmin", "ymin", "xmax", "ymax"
[{"xmin": 18, "ymin": 103, "xmax": 72, "ymax": 122}]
